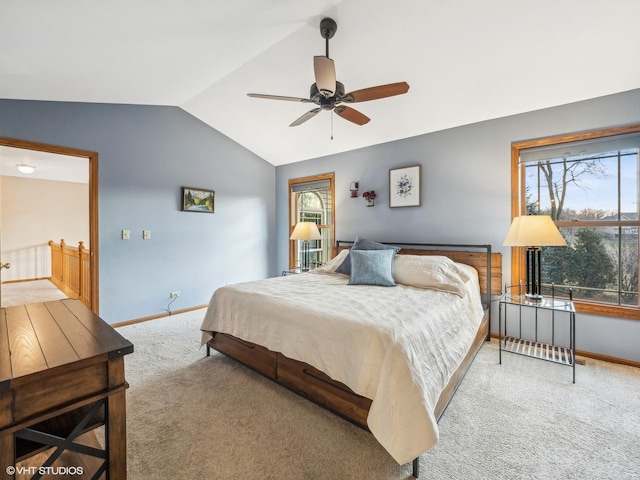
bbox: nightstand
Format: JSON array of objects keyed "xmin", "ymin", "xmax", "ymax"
[{"xmin": 499, "ymin": 285, "xmax": 576, "ymax": 383}]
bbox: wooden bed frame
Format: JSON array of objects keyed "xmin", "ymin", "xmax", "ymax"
[{"xmin": 205, "ymin": 242, "xmax": 502, "ymax": 478}]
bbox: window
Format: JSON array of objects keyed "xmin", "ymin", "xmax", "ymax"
[
  {"xmin": 289, "ymin": 173, "xmax": 335, "ymax": 269},
  {"xmin": 511, "ymin": 124, "xmax": 640, "ymax": 320}
]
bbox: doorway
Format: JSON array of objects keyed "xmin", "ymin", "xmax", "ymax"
[{"xmin": 0, "ymin": 137, "xmax": 99, "ymax": 313}]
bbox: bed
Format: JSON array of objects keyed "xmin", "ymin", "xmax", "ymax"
[{"xmin": 200, "ymin": 240, "xmax": 502, "ymax": 478}]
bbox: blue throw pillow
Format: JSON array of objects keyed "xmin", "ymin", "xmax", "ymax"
[
  {"xmin": 348, "ymin": 249, "xmax": 396, "ymax": 287},
  {"xmin": 335, "ymin": 237, "xmax": 401, "ymax": 275}
]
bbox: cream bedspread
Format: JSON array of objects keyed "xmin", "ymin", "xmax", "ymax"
[{"xmin": 200, "ymin": 266, "xmax": 484, "ymax": 465}]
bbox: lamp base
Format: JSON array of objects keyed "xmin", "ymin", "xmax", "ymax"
[
  {"xmin": 525, "ymin": 293, "xmax": 543, "ymax": 301},
  {"xmin": 525, "ymin": 247, "xmax": 543, "ymax": 301}
]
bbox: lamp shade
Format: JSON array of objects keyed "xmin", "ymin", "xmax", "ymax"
[
  {"xmin": 290, "ymin": 222, "xmax": 321, "ymax": 241},
  {"xmin": 503, "ymin": 215, "xmax": 567, "ymax": 247}
]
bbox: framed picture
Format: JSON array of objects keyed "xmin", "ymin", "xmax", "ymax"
[
  {"xmin": 389, "ymin": 165, "xmax": 421, "ymax": 207},
  {"xmin": 182, "ymin": 187, "xmax": 215, "ymax": 213}
]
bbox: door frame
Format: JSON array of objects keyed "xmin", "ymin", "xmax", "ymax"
[{"xmin": 0, "ymin": 137, "xmax": 99, "ymax": 313}]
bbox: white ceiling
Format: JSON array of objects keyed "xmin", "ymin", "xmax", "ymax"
[
  {"xmin": 2, "ymin": 0, "xmax": 640, "ymax": 167},
  {"xmin": 0, "ymin": 146, "xmax": 88, "ymax": 183}
]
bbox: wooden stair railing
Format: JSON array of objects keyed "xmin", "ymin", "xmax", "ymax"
[{"xmin": 48, "ymin": 239, "xmax": 91, "ymax": 308}]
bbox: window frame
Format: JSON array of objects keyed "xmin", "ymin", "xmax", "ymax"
[
  {"xmin": 288, "ymin": 172, "xmax": 335, "ymax": 269},
  {"xmin": 511, "ymin": 123, "xmax": 640, "ymax": 320}
]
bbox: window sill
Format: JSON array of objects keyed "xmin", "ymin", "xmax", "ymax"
[{"xmin": 573, "ymin": 300, "xmax": 640, "ymax": 321}]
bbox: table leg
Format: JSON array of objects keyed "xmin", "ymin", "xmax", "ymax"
[
  {"xmin": 0, "ymin": 431, "xmax": 15, "ymax": 480},
  {"xmin": 107, "ymin": 391, "xmax": 127, "ymax": 478},
  {"xmin": 107, "ymin": 356, "xmax": 128, "ymax": 478}
]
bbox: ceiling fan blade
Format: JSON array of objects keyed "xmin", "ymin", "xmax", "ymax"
[
  {"xmin": 247, "ymin": 93, "xmax": 311, "ymax": 103},
  {"xmin": 334, "ymin": 106, "xmax": 370, "ymax": 125},
  {"xmin": 314, "ymin": 56, "xmax": 336, "ymax": 97},
  {"xmin": 342, "ymin": 81, "xmax": 410, "ymax": 103},
  {"xmin": 290, "ymin": 108, "xmax": 322, "ymax": 127}
]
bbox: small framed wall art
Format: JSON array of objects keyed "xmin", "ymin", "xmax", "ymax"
[
  {"xmin": 389, "ymin": 165, "xmax": 421, "ymax": 208},
  {"xmin": 182, "ymin": 186, "xmax": 215, "ymax": 213}
]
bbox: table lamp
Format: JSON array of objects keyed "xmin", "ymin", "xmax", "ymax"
[
  {"xmin": 503, "ymin": 215, "xmax": 567, "ymax": 299},
  {"xmin": 290, "ymin": 222, "xmax": 321, "ymax": 271}
]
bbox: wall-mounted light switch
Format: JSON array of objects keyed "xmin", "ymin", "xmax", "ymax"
[
  {"xmin": 122, "ymin": 230, "xmax": 130, "ymax": 240},
  {"xmin": 143, "ymin": 230, "xmax": 151, "ymax": 240}
]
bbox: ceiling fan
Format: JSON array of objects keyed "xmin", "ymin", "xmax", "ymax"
[{"xmin": 247, "ymin": 17, "xmax": 410, "ymax": 127}]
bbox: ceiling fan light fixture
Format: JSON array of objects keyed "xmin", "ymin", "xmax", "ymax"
[{"xmin": 17, "ymin": 164, "xmax": 36, "ymax": 174}]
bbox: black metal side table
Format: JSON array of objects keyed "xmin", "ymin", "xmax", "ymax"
[{"xmin": 499, "ymin": 284, "xmax": 576, "ymax": 383}]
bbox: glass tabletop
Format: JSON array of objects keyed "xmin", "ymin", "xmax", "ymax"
[{"xmin": 501, "ymin": 292, "xmax": 575, "ymax": 312}]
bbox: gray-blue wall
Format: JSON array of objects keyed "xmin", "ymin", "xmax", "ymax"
[
  {"xmin": 276, "ymin": 89, "xmax": 640, "ymax": 363},
  {"xmin": 0, "ymin": 100, "xmax": 276, "ymax": 323}
]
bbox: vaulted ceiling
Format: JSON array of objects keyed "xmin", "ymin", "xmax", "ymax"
[{"xmin": 2, "ymin": 0, "xmax": 640, "ymax": 166}]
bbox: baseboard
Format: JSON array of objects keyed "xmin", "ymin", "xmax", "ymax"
[
  {"xmin": 574, "ymin": 349, "xmax": 640, "ymax": 369},
  {"xmin": 112, "ymin": 304, "xmax": 207, "ymax": 328},
  {"xmin": 489, "ymin": 333, "xmax": 640, "ymax": 369},
  {"xmin": 1, "ymin": 276, "xmax": 51, "ymax": 284}
]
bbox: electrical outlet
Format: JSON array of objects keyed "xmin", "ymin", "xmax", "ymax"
[
  {"xmin": 122, "ymin": 229, "xmax": 130, "ymax": 240},
  {"xmin": 143, "ymin": 230, "xmax": 151, "ymax": 240},
  {"xmin": 170, "ymin": 291, "xmax": 180, "ymax": 298}
]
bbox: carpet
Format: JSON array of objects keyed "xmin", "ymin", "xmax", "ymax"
[
  {"xmin": 1, "ymin": 279, "xmax": 67, "ymax": 308},
  {"xmin": 117, "ymin": 309, "xmax": 640, "ymax": 480}
]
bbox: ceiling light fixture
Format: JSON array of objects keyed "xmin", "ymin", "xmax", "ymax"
[{"xmin": 17, "ymin": 164, "xmax": 36, "ymax": 174}]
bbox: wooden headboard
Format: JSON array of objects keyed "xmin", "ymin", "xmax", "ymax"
[{"xmin": 335, "ymin": 241, "xmax": 502, "ymax": 297}]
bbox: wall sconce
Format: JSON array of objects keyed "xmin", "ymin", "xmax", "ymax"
[
  {"xmin": 17, "ymin": 164, "xmax": 36, "ymax": 174},
  {"xmin": 350, "ymin": 181, "xmax": 359, "ymax": 198},
  {"xmin": 362, "ymin": 190, "xmax": 376, "ymax": 207}
]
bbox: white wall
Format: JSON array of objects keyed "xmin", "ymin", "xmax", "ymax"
[{"xmin": 1, "ymin": 175, "xmax": 89, "ymax": 281}]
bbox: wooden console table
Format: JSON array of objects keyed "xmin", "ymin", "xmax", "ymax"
[{"xmin": 0, "ymin": 299, "xmax": 133, "ymax": 479}]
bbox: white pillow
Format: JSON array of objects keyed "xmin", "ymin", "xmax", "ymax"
[
  {"xmin": 393, "ymin": 255, "xmax": 472, "ymax": 296},
  {"xmin": 315, "ymin": 249, "xmax": 350, "ymax": 273}
]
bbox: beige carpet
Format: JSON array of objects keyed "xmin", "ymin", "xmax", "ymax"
[
  {"xmin": 117, "ymin": 309, "xmax": 640, "ymax": 480},
  {"xmin": 1, "ymin": 279, "xmax": 68, "ymax": 307}
]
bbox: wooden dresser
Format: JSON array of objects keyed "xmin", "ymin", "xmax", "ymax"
[{"xmin": 0, "ymin": 299, "xmax": 133, "ymax": 479}]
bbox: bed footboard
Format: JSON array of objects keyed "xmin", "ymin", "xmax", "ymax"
[
  {"xmin": 209, "ymin": 332, "xmax": 277, "ymax": 379},
  {"xmin": 207, "ymin": 332, "xmax": 372, "ymax": 429},
  {"xmin": 277, "ymin": 352, "xmax": 372, "ymax": 428}
]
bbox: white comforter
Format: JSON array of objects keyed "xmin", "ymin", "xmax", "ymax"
[{"xmin": 200, "ymin": 266, "xmax": 484, "ymax": 465}]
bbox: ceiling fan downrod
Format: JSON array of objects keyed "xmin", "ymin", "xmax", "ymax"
[{"xmin": 319, "ymin": 17, "xmax": 337, "ymax": 58}]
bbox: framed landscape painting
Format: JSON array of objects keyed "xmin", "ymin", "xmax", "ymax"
[
  {"xmin": 182, "ymin": 187, "xmax": 215, "ymax": 213},
  {"xmin": 389, "ymin": 165, "xmax": 421, "ymax": 207}
]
